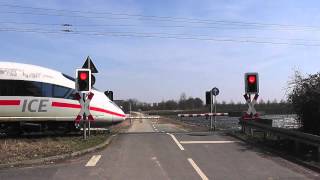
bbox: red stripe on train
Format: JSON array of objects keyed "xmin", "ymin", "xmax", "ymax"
[
  {"xmin": 52, "ymin": 102, "xmax": 81, "ymax": 109},
  {"xmin": 90, "ymin": 107, "xmax": 126, "ymax": 117},
  {"xmin": 0, "ymin": 100, "xmax": 20, "ymax": 106},
  {"xmin": 51, "ymin": 102, "xmax": 125, "ymax": 118}
]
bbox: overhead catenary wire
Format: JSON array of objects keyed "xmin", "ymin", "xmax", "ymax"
[
  {"xmin": 0, "ymin": 3, "xmax": 319, "ymax": 30},
  {"xmin": 1, "ymin": 25, "xmax": 319, "ymax": 43},
  {"xmin": 0, "ymin": 11, "xmax": 318, "ymax": 32},
  {"xmin": 1, "ymin": 4, "xmax": 320, "ymax": 33},
  {"xmin": 1, "ymin": 27, "xmax": 320, "ymax": 46},
  {"xmin": 0, "ymin": 3, "xmax": 319, "ymax": 46},
  {"xmin": 0, "ymin": 21, "xmax": 319, "ymax": 32}
]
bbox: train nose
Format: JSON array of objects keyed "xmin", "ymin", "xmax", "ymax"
[{"xmin": 113, "ymin": 108, "xmax": 126, "ymax": 122}]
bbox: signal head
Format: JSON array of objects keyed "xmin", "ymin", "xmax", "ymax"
[
  {"xmin": 205, "ymin": 91, "xmax": 212, "ymax": 105},
  {"xmin": 76, "ymin": 69, "xmax": 91, "ymax": 92},
  {"xmin": 245, "ymin": 73, "xmax": 259, "ymax": 94}
]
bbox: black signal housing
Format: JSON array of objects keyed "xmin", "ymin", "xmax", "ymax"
[
  {"xmin": 245, "ymin": 73, "xmax": 259, "ymax": 94},
  {"xmin": 76, "ymin": 69, "xmax": 91, "ymax": 92}
]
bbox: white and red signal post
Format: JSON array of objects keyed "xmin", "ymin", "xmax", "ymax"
[
  {"xmin": 243, "ymin": 94, "xmax": 259, "ymax": 119},
  {"xmin": 75, "ymin": 57, "xmax": 99, "ymax": 139},
  {"xmin": 243, "ymin": 73, "xmax": 260, "ymax": 120},
  {"xmin": 75, "ymin": 92, "xmax": 95, "ymax": 125}
]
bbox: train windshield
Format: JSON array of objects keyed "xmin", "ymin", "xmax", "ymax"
[{"xmin": 62, "ymin": 73, "xmax": 75, "ymax": 82}]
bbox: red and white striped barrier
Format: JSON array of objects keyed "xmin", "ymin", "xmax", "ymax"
[
  {"xmin": 178, "ymin": 113, "xmax": 229, "ymax": 118},
  {"xmin": 126, "ymin": 116, "xmax": 160, "ymax": 119}
]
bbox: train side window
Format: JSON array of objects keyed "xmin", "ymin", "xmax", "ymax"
[
  {"xmin": 24, "ymin": 81, "xmax": 42, "ymax": 97},
  {"xmin": 0, "ymin": 80, "xmax": 14, "ymax": 96},
  {"xmin": 0, "ymin": 80, "xmax": 42, "ymax": 96},
  {"xmin": 42, "ymin": 83, "xmax": 53, "ymax": 97},
  {"xmin": 0, "ymin": 80, "xmax": 72, "ymax": 98},
  {"xmin": 53, "ymin": 85, "xmax": 69, "ymax": 98},
  {"xmin": 65, "ymin": 89, "xmax": 77, "ymax": 100}
]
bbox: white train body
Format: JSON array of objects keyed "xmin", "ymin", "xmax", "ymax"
[{"xmin": 0, "ymin": 62, "xmax": 125, "ymax": 130}]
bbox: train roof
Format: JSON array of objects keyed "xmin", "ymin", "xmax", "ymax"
[{"xmin": 0, "ymin": 61, "xmax": 74, "ymax": 88}]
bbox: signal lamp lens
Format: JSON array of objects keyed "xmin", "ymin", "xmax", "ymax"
[
  {"xmin": 248, "ymin": 75, "xmax": 256, "ymax": 84},
  {"xmin": 80, "ymin": 72, "xmax": 88, "ymax": 80}
]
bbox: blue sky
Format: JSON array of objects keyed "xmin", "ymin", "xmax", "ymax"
[{"xmin": 1, "ymin": 0, "xmax": 320, "ymax": 103}]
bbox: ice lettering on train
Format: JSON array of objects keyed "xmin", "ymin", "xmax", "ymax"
[{"xmin": 22, "ymin": 99, "xmax": 49, "ymax": 112}]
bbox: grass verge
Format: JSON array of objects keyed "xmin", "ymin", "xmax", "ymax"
[{"xmin": 0, "ymin": 119, "xmax": 131, "ymax": 165}]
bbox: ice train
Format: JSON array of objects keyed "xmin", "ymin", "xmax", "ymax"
[{"xmin": 0, "ymin": 62, "xmax": 125, "ymax": 134}]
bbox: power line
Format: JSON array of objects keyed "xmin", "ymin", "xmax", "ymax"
[
  {"xmin": 0, "ymin": 21, "xmax": 318, "ymax": 32},
  {"xmin": 0, "ymin": 27, "xmax": 320, "ymax": 46},
  {"xmin": 0, "ymin": 21, "xmax": 70, "ymax": 26},
  {"xmin": 0, "ymin": 3, "xmax": 319, "ymax": 31},
  {"xmin": 0, "ymin": 3, "xmax": 318, "ymax": 46},
  {"xmin": 1, "ymin": 24, "xmax": 319, "ymax": 42}
]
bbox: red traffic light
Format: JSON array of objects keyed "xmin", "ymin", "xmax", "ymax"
[
  {"xmin": 76, "ymin": 69, "xmax": 91, "ymax": 92},
  {"xmin": 248, "ymin": 75, "xmax": 256, "ymax": 84},
  {"xmin": 80, "ymin": 72, "xmax": 88, "ymax": 80},
  {"xmin": 245, "ymin": 73, "xmax": 259, "ymax": 94}
]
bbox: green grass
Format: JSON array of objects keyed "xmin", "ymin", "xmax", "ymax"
[{"xmin": 64, "ymin": 134, "xmax": 109, "ymax": 152}]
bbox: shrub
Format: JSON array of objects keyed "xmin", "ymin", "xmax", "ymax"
[{"xmin": 287, "ymin": 71, "xmax": 320, "ymax": 135}]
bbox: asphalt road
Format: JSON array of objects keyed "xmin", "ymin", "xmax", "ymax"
[{"xmin": 0, "ymin": 117, "xmax": 319, "ymax": 180}]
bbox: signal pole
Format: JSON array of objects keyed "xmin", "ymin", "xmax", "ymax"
[
  {"xmin": 243, "ymin": 73, "xmax": 259, "ymax": 119},
  {"xmin": 210, "ymin": 91, "xmax": 213, "ymax": 131},
  {"xmin": 87, "ymin": 60, "xmax": 91, "ymax": 137},
  {"xmin": 208, "ymin": 87, "xmax": 220, "ymax": 131},
  {"xmin": 83, "ymin": 93, "xmax": 87, "ymax": 140},
  {"xmin": 75, "ymin": 57, "xmax": 99, "ymax": 140},
  {"xmin": 214, "ymin": 95, "xmax": 217, "ymax": 131}
]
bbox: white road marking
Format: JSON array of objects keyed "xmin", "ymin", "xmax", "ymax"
[
  {"xmin": 167, "ymin": 133, "xmax": 184, "ymax": 151},
  {"xmin": 180, "ymin": 141, "xmax": 239, "ymax": 144},
  {"xmin": 188, "ymin": 158, "xmax": 209, "ymax": 180},
  {"xmin": 85, "ymin": 155, "xmax": 102, "ymax": 167}
]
